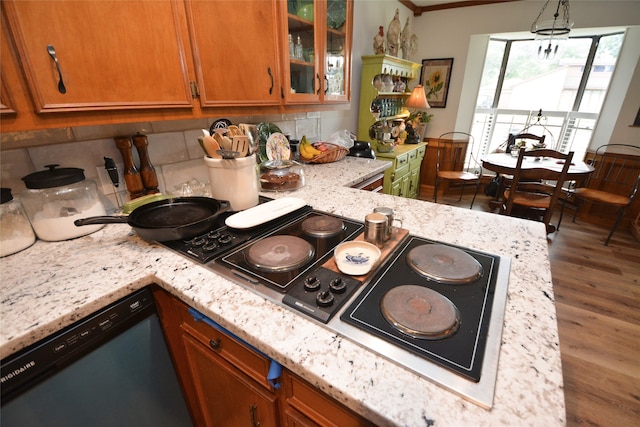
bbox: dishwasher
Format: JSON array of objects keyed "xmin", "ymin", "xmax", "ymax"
[{"xmin": 1, "ymin": 287, "xmax": 193, "ymax": 427}]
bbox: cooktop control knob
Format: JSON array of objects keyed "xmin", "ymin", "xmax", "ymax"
[
  {"xmin": 203, "ymin": 242, "xmax": 218, "ymax": 252},
  {"xmin": 192, "ymin": 237, "xmax": 206, "ymax": 247},
  {"xmin": 316, "ymin": 290, "xmax": 335, "ymax": 307},
  {"xmin": 207, "ymin": 231, "xmax": 221, "ymax": 240},
  {"xmin": 329, "ymin": 277, "xmax": 347, "ymax": 294},
  {"xmin": 304, "ymin": 276, "xmax": 320, "ymax": 291},
  {"xmin": 218, "ymin": 234, "xmax": 233, "ymax": 245}
]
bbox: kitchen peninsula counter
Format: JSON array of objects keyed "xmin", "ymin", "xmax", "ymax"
[{"xmin": 0, "ymin": 157, "xmax": 565, "ymax": 426}]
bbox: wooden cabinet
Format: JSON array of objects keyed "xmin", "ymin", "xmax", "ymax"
[
  {"xmin": 279, "ymin": 370, "xmax": 375, "ymax": 427},
  {"xmin": 1, "ymin": 15, "xmax": 16, "ymax": 116},
  {"xmin": 1, "ymin": 0, "xmax": 193, "ymax": 113},
  {"xmin": 154, "ymin": 287, "xmax": 280, "ymax": 426},
  {"xmin": 350, "ymin": 172, "xmax": 384, "ymax": 192},
  {"xmin": 357, "ymin": 55, "xmax": 421, "ymax": 143},
  {"xmin": 152, "ymin": 287, "xmax": 373, "ymax": 427},
  {"xmin": 376, "ymin": 142, "xmax": 426, "ymax": 198},
  {"xmin": 185, "ymin": 0, "xmax": 282, "ymax": 107},
  {"xmin": 282, "ymin": 0, "xmax": 352, "ymax": 104},
  {"xmin": 1, "ymin": 0, "xmax": 354, "ymax": 134}
]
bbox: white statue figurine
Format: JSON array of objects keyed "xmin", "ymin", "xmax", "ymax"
[
  {"xmin": 387, "ymin": 9, "xmax": 401, "ymax": 57},
  {"xmin": 400, "ymin": 17, "xmax": 411, "ymax": 59},
  {"xmin": 373, "ymin": 26, "xmax": 385, "ymax": 54}
]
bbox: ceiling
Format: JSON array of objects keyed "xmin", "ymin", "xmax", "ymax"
[{"xmin": 399, "ymin": 0, "xmax": 523, "ymax": 16}]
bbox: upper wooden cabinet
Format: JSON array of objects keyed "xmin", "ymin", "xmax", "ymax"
[
  {"xmin": 282, "ymin": 0, "xmax": 352, "ymax": 105},
  {"xmin": 1, "ymin": 0, "xmax": 193, "ymax": 113},
  {"xmin": 1, "ymin": 0, "xmax": 353, "ymax": 134},
  {"xmin": 185, "ymin": 0, "xmax": 282, "ymax": 107}
]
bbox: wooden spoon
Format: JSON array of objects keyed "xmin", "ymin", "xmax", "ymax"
[{"xmin": 203, "ymin": 135, "xmax": 222, "ymax": 159}]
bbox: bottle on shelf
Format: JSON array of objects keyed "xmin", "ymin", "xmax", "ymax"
[
  {"xmin": 295, "ymin": 36, "xmax": 303, "ymax": 60},
  {"xmin": 289, "ymin": 34, "xmax": 295, "ymax": 58}
]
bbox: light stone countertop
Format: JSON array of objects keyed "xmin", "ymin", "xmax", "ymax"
[{"xmin": 0, "ymin": 156, "xmax": 565, "ymax": 426}]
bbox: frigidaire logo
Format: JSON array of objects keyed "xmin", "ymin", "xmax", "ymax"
[{"xmin": 1, "ymin": 360, "xmax": 36, "ymax": 383}]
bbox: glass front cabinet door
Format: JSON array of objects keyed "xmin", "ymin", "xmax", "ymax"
[{"xmin": 282, "ymin": 0, "xmax": 352, "ymax": 104}]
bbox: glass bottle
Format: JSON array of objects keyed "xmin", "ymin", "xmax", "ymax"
[
  {"xmin": 288, "ymin": 34, "xmax": 295, "ymax": 58},
  {"xmin": 295, "ymin": 36, "xmax": 303, "ymax": 60}
]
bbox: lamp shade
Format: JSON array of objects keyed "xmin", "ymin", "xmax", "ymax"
[{"xmin": 406, "ymin": 85, "xmax": 430, "ymax": 109}]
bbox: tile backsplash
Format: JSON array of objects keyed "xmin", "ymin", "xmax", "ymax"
[{"xmin": 1, "ymin": 114, "xmax": 322, "ymax": 212}]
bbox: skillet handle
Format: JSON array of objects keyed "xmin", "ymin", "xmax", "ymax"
[{"xmin": 74, "ymin": 216, "xmax": 130, "ymax": 226}]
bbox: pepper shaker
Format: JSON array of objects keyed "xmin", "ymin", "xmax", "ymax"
[
  {"xmin": 114, "ymin": 136, "xmax": 145, "ymax": 199},
  {"xmin": 132, "ymin": 134, "xmax": 159, "ymax": 194}
]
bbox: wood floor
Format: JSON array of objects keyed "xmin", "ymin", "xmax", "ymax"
[{"xmin": 420, "ymin": 191, "xmax": 640, "ymax": 427}]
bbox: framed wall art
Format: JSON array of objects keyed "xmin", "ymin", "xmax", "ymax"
[{"xmin": 419, "ymin": 58, "xmax": 453, "ymax": 108}]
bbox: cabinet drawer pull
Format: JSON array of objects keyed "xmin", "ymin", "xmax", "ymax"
[
  {"xmin": 250, "ymin": 404, "xmax": 260, "ymax": 427},
  {"xmin": 46, "ymin": 45, "xmax": 66, "ymax": 94},
  {"xmin": 316, "ymin": 73, "xmax": 320, "ymax": 95},
  {"xmin": 209, "ymin": 338, "xmax": 221, "ymax": 350},
  {"xmin": 267, "ymin": 67, "xmax": 273, "ymax": 95},
  {"xmin": 324, "ymin": 75, "xmax": 328, "ymax": 94}
]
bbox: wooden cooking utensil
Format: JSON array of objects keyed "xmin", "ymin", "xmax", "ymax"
[{"xmin": 202, "ymin": 135, "xmax": 222, "ymax": 159}]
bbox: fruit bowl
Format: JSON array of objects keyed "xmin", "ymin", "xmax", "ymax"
[{"xmin": 302, "ymin": 142, "xmax": 348, "ymax": 164}]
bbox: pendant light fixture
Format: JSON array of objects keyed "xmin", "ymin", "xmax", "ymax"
[{"xmin": 530, "ymin": 0, "xmax": 573, "ymax": 61}]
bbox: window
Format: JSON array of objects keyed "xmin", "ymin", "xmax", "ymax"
[{"xmin": 471, "ymin": 32, "xmax": 624, "ymax": 166}]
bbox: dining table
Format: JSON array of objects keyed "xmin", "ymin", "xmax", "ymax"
[
  {"xmin": 481, "ymin": 152, "xmax": 595, "ymax": 230},
  {"xmin": 481, "ymin": 152, "xmax": 594, "ymax": 180}
]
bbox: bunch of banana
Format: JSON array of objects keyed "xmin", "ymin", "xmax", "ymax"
[{"xmin": 299, "ymin": 136, "xmax": 323, "ymax": 161}]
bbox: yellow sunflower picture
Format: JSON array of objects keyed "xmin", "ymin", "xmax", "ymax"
[{"xmin": 420, "ymin": 58, "xmax": 453, "ymax": 108}]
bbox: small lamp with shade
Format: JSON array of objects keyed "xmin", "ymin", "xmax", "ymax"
[{"xmin": 404, "ymin": 85, "xmax": 432, "ymax": 144}]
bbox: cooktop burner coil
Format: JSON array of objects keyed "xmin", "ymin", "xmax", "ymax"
[
  {"xmin": 246, "ymin": 235, "xmax": 315, "ymax": 272},
  {"xmin": 380, "ymin": 285, "xmax": 460, "ymax": 340},
  {"xmin": 406, "ymin": 244, "xmax": 483, "ymax": 284},
  {"xmin": 301, "ymin": 215, "xmax": 345, "ymax": 238}
]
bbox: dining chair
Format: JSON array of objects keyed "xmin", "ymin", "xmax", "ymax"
[
  {"xmin": 501, "ymin": 147, "xmax": 574, "ymax": 234},
  {"xmin": 494, "ymin": 132, "xmax": 548, "ymax": 206},
  {"xmin": 558, "ymin": 144, "xmax": 640, "ymax": 245},
  {"xmin": 434, "ymin": 132, "xmax": 481, "ymax": 209}
]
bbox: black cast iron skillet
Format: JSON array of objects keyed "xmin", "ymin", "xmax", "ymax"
[{"xmin": 74, "ymin": 197, "xmax": 230, "ymax": 242}]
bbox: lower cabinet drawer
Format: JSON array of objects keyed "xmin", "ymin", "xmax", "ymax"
[
  {"xmin": 391, "ymin": 163, "xmax": 410, "ymax": 182},
  {"xmin": 176, "ymin": 301, "xmax": 275, "ymax": 390},
  {"xmin": 280, "ymin": 370, "xmax": 376, "ymax": 427}
]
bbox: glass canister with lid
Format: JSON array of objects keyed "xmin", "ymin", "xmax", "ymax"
[
  {"xmin": 21, "ymin": 165, "xmax": 107, "ymax": 241},
  {"xmin": 0, "ymin": 188, "xmax": 36, "ymax": 256}
]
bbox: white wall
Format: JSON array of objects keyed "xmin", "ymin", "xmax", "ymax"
[{"xmin": 333, "ymin": 0, "xmax": 640, "ymax": 146}]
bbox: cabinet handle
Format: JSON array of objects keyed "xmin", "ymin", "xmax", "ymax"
[
  {"xmin": 316, "ymin": 73, "xmax": 320, "ymax": 95},
  {"xmin": 46, "ymin": 45, "xmax": 66, "ymax": 94},
  {"xmin": 267, "ymin": 67, "xmax": 274, "ymax": 95},
  {"xmin": 324, "ymin": 75, "xmax": 328, "ymax": 94},
  {"xmin": 250, "ymin": 404, "xmax": 260, "ymax": 427},
  {"xmin": 209, "ymin": 338, "xmax": 221, "ymax": 351}
]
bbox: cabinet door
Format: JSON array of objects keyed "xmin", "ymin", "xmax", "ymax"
[
  {"xmin": 398, "ymin": 174, "xmax": 410, "ymax": 198},
  {"xmin": 2, "ymin": 0, "xmax": 192, "ymax": 113},
  {"xmin": 283, "ymin": 0, "xmax": 320, "ymax": 103},
  {"xmin": 1, "ymin": 18, "xmax": 16, "ymax": 115},
  {"xmin": 186, "ymin": 0, "xmax": 281, "ymax": 107},
  {"xmin": 408, "ymin": 167, "xmax": 420, "ymax": 199},
  {"xmin": 283, "ymin": 0, "xmax": 352, "ymax": 104},
  {"xmin": 182, "ymin": 334, "xmax": 279, "ymax": 427},
  {"xmin": 322, "ymin": 0, "xmax": 351, "ymax": 103}
]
